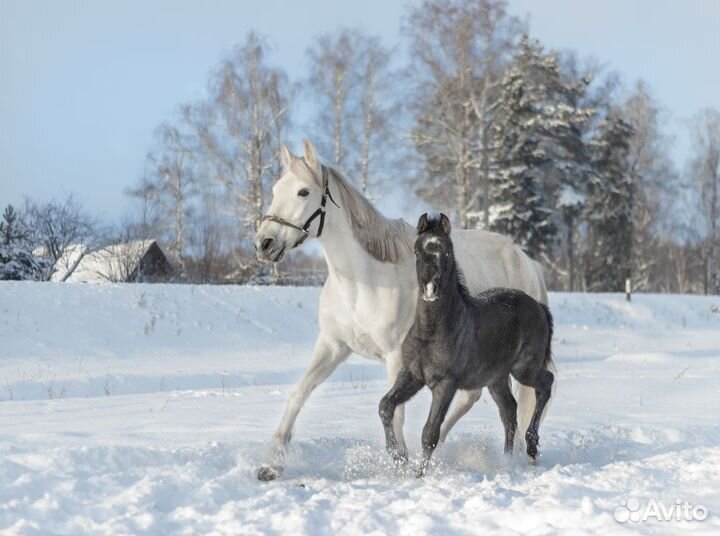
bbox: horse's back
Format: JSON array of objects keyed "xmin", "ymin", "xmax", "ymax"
[{"xmin": 452, "ymin": 229, "xmax": 546, "ymax": 304}]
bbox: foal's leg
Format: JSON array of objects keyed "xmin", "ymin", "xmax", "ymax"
[
  {"xmin": 257, "ymin": 335, "xmax": 351, "ymax": 481},
  {"xmin": 514, "ymin": 367, "xmax": 554, "ymax": 463},
  {"xmin": 438, "ymin": 388, "xmax": 482, "ymax": 443},
  {"xmin": 488, "ymin": 379, "xmax": 517, "ymax": 455},
  {"xmin": 378, "ymin": 368, "xmax": 424, "ymax": 462},
  {"xmin": 418, "ymin": 379, "xmax": 457, "ymax": 477}
]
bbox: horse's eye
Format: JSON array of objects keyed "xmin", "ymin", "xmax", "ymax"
[{"xmin": 298, "ymin": 189, "xmax": 310, "ymax": 197}]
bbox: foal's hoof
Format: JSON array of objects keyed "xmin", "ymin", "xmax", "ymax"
[
  {"xmin": 257, "ymin": 465, "xmax": 282, "ymax": 481},
  {"xmin": 393, "ymin": 452, "xmax": 409, "ymax": 465},
  {"xmin": 526, "ymin": 443, "xmax": 539, "ymax": 465},
  {"xmin": 387, "ymin": 447, "xmax": 408, "ymax": 465}
]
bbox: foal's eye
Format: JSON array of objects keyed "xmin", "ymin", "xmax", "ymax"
[{"xmin": 298, "ymin": 188, "xmax": 310, "ymax": 197}]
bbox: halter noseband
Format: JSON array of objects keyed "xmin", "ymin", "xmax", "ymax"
[{"xmin": 262, "ymin": 165, "xmax": 339, "ymax": 248}]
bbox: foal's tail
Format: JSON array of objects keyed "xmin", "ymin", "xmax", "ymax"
[
  {"xmin": 540, "ymin": 303, "xmax": 554, "ymax": 370},
  {"xmin": 514, "ymin": 302, "xmax": 556, "ymax": 452}
]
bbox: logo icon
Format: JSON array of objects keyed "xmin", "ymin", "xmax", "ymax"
[
  {"xmin": 613, "ymin": 497, "xmax": 709, "ymax": 523},
  {"xmin": 614, "ymin": 497, "xmax": 642, "ymax": 523}
]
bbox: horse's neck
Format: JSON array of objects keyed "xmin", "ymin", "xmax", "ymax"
[
  {"xmin": 416, "ymin": 266, "xmax": 466, "ymax": 334},
  {"xmin": 318, "ymin": 203, "xmax": 407, "ymax": 282},
  {"xmin": 318, "ymin": 206, "xmax": 364, "ymax": 276}
]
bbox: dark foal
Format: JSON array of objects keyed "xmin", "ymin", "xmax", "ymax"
[{"xmin": 379, "ymin": 213, "xmax": 555, "ymax": 476}]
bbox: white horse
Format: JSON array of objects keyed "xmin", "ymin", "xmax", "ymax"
[{"xmin": 253, "ymin": 140, "xmax": 549, "ymax": 480}]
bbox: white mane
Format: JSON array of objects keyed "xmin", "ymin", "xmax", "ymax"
[{"xmin": 291, "ymin": 159, "xmax": 414, "ymax": 263}]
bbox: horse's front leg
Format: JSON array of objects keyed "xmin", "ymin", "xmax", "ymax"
[
  {"xmin": 385, "ymin": 351, "xmax": 411, "ymax": 457},
  {"xmin": 257, "ymin": 334, "xmax": 350, "ymax": 481},
  {"xmin": 418, "ymin": 379, "xmax": 456, "ymax": 477}
]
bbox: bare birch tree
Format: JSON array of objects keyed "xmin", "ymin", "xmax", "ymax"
[
  {"xmin": 305, "ymin": 28, "xmax": 400, "ymax": 198},
  {"xmin": 184, "ymin": 32, "xmax": 289, "ymax": 242},
  {"xmin": 688, "ymin": 108, "xmax": 720, "ymax": 294},
  {"xmin": 404, "ymin": 0, "xmax": 523, "ymax": 228},
  {"xmin": 354, "ymin": 36, "xmax": 400, "ymax": 197},
  {"xmin": 143, "ymin": 122, "xmax": 195, "ymax": 272},
  {"xmin": 124, "ymin": 171, "xmax": 160, "ymax": 242},
  {"xmin": 621, "ymin": 81, "xmax": 677, "ymax": 290},
  {"xmin": 306, "ymin": 29, "xmax": 362, "ymax": 170}
]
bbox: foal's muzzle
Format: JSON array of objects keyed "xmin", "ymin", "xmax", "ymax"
[{"xmin": 422, "ymin": 281, "xmax": 439, "ymax": 302}]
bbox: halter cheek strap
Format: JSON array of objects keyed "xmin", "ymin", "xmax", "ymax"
[{"xmin": 262, "ymin": 165, "xmax": 339, "ymax": 249}]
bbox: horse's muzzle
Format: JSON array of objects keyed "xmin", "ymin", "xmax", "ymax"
[{"xmin": 254, "ymin": 235, "xmax": 285, "ymax": 262}]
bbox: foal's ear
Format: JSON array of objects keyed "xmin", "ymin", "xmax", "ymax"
[
  {"xmin": 439, "ymin": 213, "xmax": 452, "ymax": 235},
  {"xmin": 416, "ymin": 213, "xmax": 429, "ymax": 234},
  {"xmin": 302, "ymin": 139, "xmax": 321, "ymax": 176},
  {"xmin": 280, "ymin": 144, "xmax": 296, "ymax": 169}
]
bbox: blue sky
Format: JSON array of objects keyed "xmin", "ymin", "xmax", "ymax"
[{"xmin": 1, "ymin": 0, "xmax": 719, "ymax": 221}]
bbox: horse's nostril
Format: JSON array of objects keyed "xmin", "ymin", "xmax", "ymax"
[{"xmin": 261, "ymin": 238, "xmax": 274, "ymax": 252}]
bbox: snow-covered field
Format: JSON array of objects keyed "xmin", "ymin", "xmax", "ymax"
[{"xmin": 0, "ymin": 282, "xmax": 719, "ymax": 535}]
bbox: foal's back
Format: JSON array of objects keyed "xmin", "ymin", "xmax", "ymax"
[{"xmin": 456, "ymin": 287, "xmax": 551, "ymax": 389}]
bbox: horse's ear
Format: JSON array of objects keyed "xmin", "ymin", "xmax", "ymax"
[
  {"xmin": 302, "ymin": 139, "xmax": 321, "ymax": 176},
  {"xmin": 417, "ymin": 213, "xmax": 429, "ymax": 234},
  {"xmin": 280, "ymin": 144, "xmax": 295, "ymax": 169},
  {"xmin": 439, "ymin": 213, "xmax": 452, "ymax": 235}
]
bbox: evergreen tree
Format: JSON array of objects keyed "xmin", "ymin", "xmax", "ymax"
[
  {"xmin": 584, "ymin": 113, "xmax": 635, "ymax": 291},
  {"xmin": 0, "ymin": 205, "xmax": 26, "ymax": 245},
  {"xmin": 0, "ymin": 205, "xmax": 45, "ymax": 281},
  {"xmin": 490, "ymin": 37, "xmax": 592, "ymax": 258}
]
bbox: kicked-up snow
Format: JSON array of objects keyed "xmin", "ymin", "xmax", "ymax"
[{"xmin": 0, "ymin": 282, "xmax": 719, "ymax": 534}]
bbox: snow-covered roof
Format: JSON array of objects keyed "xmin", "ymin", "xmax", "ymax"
[{"xmin": 51, "ymin": 240, "xmax": 159, "ymax": 283}]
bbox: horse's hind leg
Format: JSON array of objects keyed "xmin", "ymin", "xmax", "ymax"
[
  {"xmin": 488, "ymin": 379, "xmax": 517, "ymax": 455},
  {"xmin": 514, "ymin": 367, "xmax": 554, "ymax": 463},
  {"xmin": 379, "ymin": 368, "xmax": 423, "ymax": 462},
  {"xmin": 439, "ymin": 388, "xmax": 482, "ymax": 443},
  {"xmin": 386, "ymin": 351, "xmax": 410, "ymax": 455}
]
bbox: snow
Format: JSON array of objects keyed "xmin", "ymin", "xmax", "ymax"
[
  {"xmin": 557, "ymin": 185, "xmax": 586, "ymax": 208},
  {"xmin": 1, "ymin": 282, "xmax": 719, "ymax": 534}
]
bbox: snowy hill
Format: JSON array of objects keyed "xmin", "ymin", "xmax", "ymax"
[{"xmin": 0, "ymin": 282, "xmax": 719, "ymax": 534}]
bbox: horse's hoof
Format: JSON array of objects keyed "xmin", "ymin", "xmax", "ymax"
[
  {"xmin": 526, "ymin": 453, "xmax": 538, "ymax": 466},
  {"xmin": 257, "ymin": 465, "xmax": 281, "ymax": 481}
]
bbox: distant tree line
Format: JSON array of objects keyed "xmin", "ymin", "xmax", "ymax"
[{"xmin": 3, "ymin": 0, "xmax": 719, "ymax": 294}]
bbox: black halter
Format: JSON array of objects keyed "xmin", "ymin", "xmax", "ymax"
[{"xmin": 262, "ymin": 165, "xmax": 339, "ymax": 248}]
